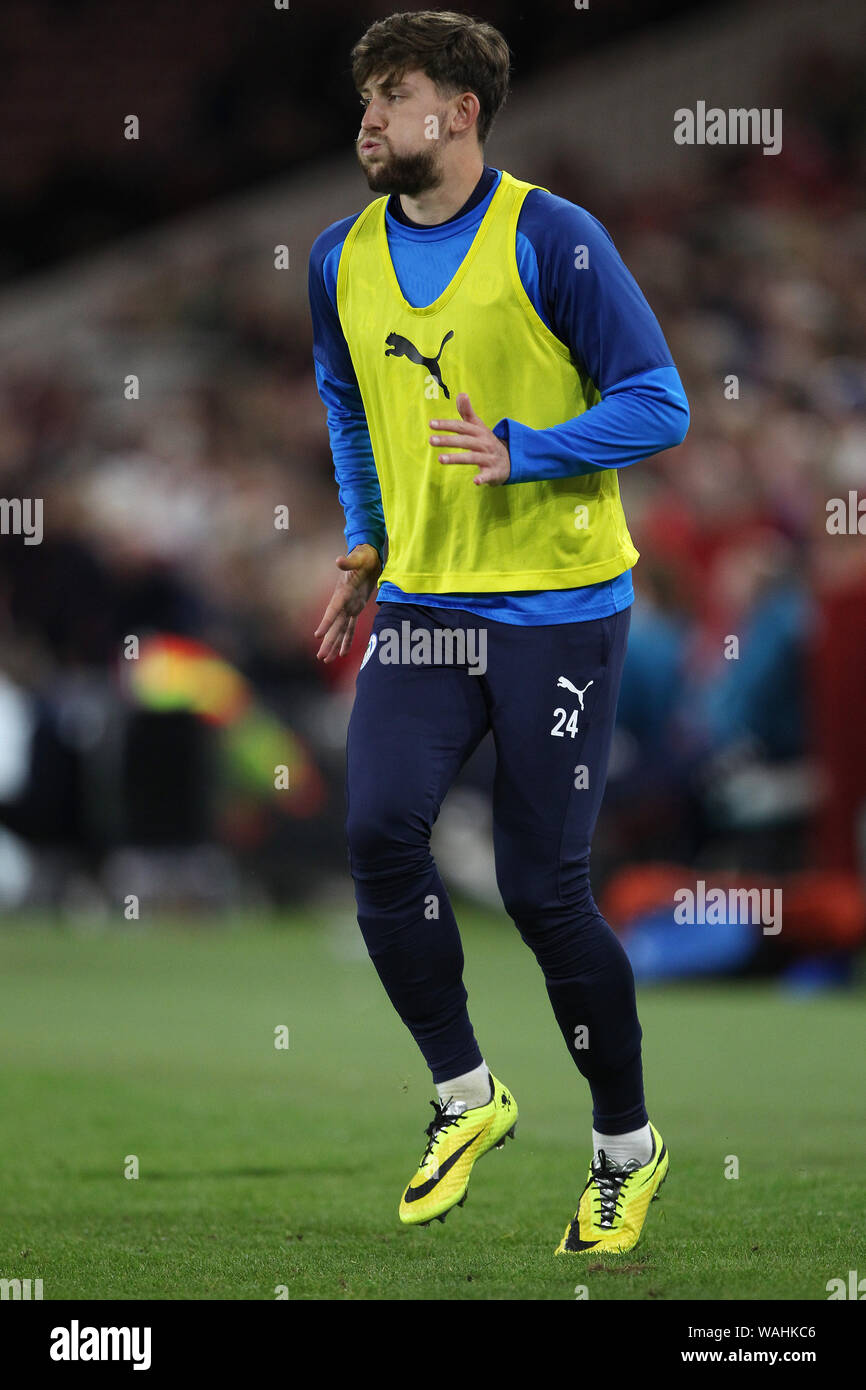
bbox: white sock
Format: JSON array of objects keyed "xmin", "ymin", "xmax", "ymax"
[
  {"xmin": 436, "ymin": 1061, "xmax": 492, "ymax": 1115},
  {"xmin": 592, "ymin": 1123, "xmax": 653, "ymax": 1168}
]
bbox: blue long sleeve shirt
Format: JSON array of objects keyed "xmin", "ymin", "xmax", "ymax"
[{"xmin": 308, "ymin": 165, "xmax": 689, "ymax": 625}]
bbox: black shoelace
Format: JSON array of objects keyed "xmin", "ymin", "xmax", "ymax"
[
  {"xmin": 592, "ymin": 1149, "xmax": 641, "ymax": 1227},
  {"xmin": 420, "ymin": 1097, "xmax": 463, "ymax": 1164}
]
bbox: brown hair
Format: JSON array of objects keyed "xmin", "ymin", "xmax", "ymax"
[{"xmin": 351, "ymin": 10, "xmax": 511, "ymax": 146}]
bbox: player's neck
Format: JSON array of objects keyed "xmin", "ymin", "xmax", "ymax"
[{"xmin": 398, "ymin": 157, "xmax": 485, "ymax": 227}]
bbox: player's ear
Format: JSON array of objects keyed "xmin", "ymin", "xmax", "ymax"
[{"xmin": 451, "ymin": 90, "xmax": 481, "ymax": 138}]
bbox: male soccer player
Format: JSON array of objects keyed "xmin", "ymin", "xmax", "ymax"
[{"xmin": 308, "ymin": 10, "xmax": 688, "ymax": 1253}]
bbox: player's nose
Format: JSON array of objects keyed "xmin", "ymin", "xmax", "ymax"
[{"xmin": 360, "ymin": 103, "xmax": 386, "ymax": 132}]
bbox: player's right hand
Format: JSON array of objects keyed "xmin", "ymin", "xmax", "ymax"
[{"xmin": 314, "ymin": 543, "xmax": 382, "ymax": 663}]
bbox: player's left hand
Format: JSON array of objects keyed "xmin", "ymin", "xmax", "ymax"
[{"xmin": 430, "ymin": 393, "xmax": 511, "ymax": 486}]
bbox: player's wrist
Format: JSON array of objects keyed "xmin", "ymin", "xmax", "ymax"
[{"xmin": 350, "ymin": 541, "xmax": 383, "ymax": 573}]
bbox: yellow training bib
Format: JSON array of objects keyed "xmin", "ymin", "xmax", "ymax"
[{"xmin": 336, "ymin": 169, "xmax": 639, "ymax": 592}]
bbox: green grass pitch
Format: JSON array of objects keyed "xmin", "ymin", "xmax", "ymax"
[{"xmin": 1, "ymin": 909, "xmax": 863, "ymax": 1300}]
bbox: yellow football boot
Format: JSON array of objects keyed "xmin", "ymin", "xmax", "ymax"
[
  {"xmin": 555, "ymin": 1121, "xmax": 669, "ymax": 1254},
  {"xmin": 399, "ymin": 1073, "xmax": 518, "ymax": 1226}
]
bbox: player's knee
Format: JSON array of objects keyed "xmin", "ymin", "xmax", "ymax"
[
  {"xmin": 496, "ymin": 863, "xmax": 554, "ymax": 925},
  {"xmin": 497, "ymin": 856, "xmax": 597, "ymax": 932},
  {"xmin": 345, "ymin": 805, "xmax": 389, "ymax": 865},
  {"xmin": 345, "ymin": 799, "xmax": 429, "ymax": 872}
]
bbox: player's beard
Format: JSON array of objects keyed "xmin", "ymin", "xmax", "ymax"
[{"xmin": 357, "ymin": 140, "xmax": 444, "ymax": 197}]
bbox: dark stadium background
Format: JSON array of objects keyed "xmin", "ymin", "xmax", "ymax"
[
  {"xmin": 0, "ymin": 0, "xmax": 864, "ymax": 988},
  {"xmin": 1, "ymin": 0, "xmax": 865, "ymax": 1321}
]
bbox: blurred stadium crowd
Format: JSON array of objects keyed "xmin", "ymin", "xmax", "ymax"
[
  {"xmin": 0, "ymin": 0, "xmax": 712, "ymax": 283},
  {"xmin": 0, "ymin": 9, "xmax": 864, "ymax": 981}
]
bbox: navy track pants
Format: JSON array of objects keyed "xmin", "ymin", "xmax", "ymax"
[{"xmin": 345, "ymin": 600, "xmax": 647, "ymax": 1134}]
